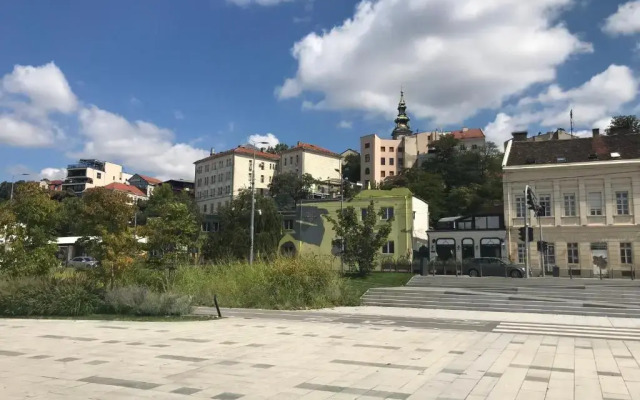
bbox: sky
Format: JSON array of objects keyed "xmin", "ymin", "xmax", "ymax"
[{"xmin": 0, "ymin": 0, "xmax": 639, "ymax": 181}]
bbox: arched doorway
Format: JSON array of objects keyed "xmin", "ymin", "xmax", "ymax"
[{"xmin": 280, "ymin": 242, "xmax": 297, "ymax": 256}]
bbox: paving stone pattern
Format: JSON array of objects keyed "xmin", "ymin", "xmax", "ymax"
[{"xmin": 2, "ymin": 311, "xmax": 640, "ymax": 399}]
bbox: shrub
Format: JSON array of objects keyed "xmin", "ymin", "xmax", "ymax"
[
  {"xmin": 104, "ymin": 286, "xmax": 192, "ymax": 316},
  {"xmin": 0, "ymin": 276, "xmax": 102, "ymax": 316}
]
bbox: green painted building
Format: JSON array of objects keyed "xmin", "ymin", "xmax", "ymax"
[{"xmin": 279, "ymin": 188, "xmax": 429, "ymax": 271}]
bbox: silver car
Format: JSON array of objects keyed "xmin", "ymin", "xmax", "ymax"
[{"xmin": 67, "ymin": 256, "xmax": 99, "ymax": 269}]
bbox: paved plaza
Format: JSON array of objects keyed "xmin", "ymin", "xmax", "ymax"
[{"xmin": 3, "ymin": 307, "xmax": 640, "ymax": 399}]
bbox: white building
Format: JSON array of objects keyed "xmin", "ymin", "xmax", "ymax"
[
  {"xmin": 279, "ymin": 142, "xmax": 342, "ymax": 197},
  {"xmin": 62, "ymin": 159, "xmax": 132, "ymax": 195}
]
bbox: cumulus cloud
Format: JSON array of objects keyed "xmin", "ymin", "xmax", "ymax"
[
  {"xmin": 337, "ymin": 120, "xmax": 353, "ymax": 129},
  {"xmin": 75, "ymin": 106, "xmax": 208, "ymax": 180},
  {"xmin": 0, "ymin": 62, "xmax": 75, "ymax": 146},
  {"xmin": 278, "ymin": 0, "xmax": 592, "ymax": 125},
  {"xmin": 484, "ymin": 65, "xmax": 638, "ymax": 143},
  {"xmin": 603, "ymin": 1, "xmax": 640, "ymax": 35},
  {"xmin": 40, "ymin": 167, "xmax": 67, "ymax": 180},
  {"xmin": 227, "ymin": 0, "xmax": 293, "ymax": 6},
  {"xmin": 247, "ymin": 133, "xmax": 279, "ymax": 148}
]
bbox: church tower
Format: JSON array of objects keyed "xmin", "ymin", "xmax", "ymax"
[{"xmin": 391, "ymin": 90, "xmax": 412, "ymax": 139}]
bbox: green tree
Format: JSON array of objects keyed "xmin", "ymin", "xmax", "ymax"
[
  {"xmin": 266, "ymin": 143, "xmax": 290, "ymax": 154},
  {"xmin": 203, "ymin": 190, "xmax": 282, "ymax": 261},
  {"xmin": 144, "ymin": 202, "xmax": 201, "ymax": 268},
  {"xmin": 342, "ymin": 153, "xmax": 361, "ymax": 183},
  {"xmin": 606, "ymin": 115, "xmax": 640, "ymax": 135},
  {"xmin": 269, "ymin": 172, "xmax": 318, "ymax": 209},
  {"xmin": 380, "ymin": 168, "xmax": 446, "ymax": 224},
  {"xmin": 324, "ymin": 201, "xmax": 392, "ymax": 276}
]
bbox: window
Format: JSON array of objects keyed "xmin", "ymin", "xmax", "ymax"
[
  {"xmin": 260, "ymin": 175, "xmax": 264, "ymax": 183},
  {"xmin": 365, "ymin": 167, "xmax": 370, "ymax": 175},
  {"xmin": 517, "ymin": 243, "xmax": 526, "ymax": 264},
  {"xmin": 567, "ymin": 243, "xmax": 579, "ymax": 264},
  {"xmin": 515, "ymin": 195, "xmax": 526, "ymax": 218},
  {"xmin": 212, "ymin": 175, "xmax": 216, "ymax": 183},
  {"xmin": 96, "ymin": 172, "xmax": 102, "ymax": 179},
  {"xmin": 364, "ymin": 143, "xmax": 370, "ymax": 149},
  {"xmin": 382, "ymin": 241, "xmax": 395, "ymax": 254},
  {"xmin": 459, "ymin": 145, "xmax": 466, "ymax": 151},
  {"xmin": 471, "ymin": 144, "xmax": 478, "ymax": 150},
  {"xmin": 205, "ymin": 177, "xmax": 209, "ymax": 185},
  {"xmin": 381, "ymin": 171, "xmax": 386, "ymax": 178},
  {"xmin": 616, "ymin": 191, "xmax": 630, "ymax": 215},
  {"xmin": 284, "ymin": 219, "xmax": 294, "ymax": 230},
  {"xmin": 205, "ymin": 165, "xmax": 210, "ymax": 172},
  {"xmin": 381, "ymin": 146, "xmax": 386, "ymax": 152},
  {"xmin": 296, "ymin": 155, "xmax": 299, "ymax": 165},
  {"xmin": 389, "ymin": 158, "xmax": 394, "ymax": 166},
  {"xmin": 621, "ymin": 243, "xmax": 633, "ymax": 264},
  {"xmin": 197, "ymin": 178, "xmax": 202, "ymax": 187},
  {"xmin": 289, "ymin": 156, "xmax": 293, "ymax": 165},
  {"xmin": 389, "ymin": 171, "xmax": 394, "ymax": 176},
  {"xmin": 381, "ymin": 158, "xmax": 386, "ymax": 165},
  {"xmin": 284, "ymin": 158, "xmax": 287, "ymax": 166},
  {"xmin": 212, "ymin": 222, "xmax": 219, "ymax": 232},
  {"xmin": 588, "ymin": 192, "xmax": 603, "ymax": 216},
  {"xmin": 213, "ymin": 163, "xmax": 217, "ymax": 170},
  {"xmin": 269, "ymin": 176, "xmax": 272, "ymax": 182},
  {"xmin": 381, "ymin": 207, "xmax": 394, "ymax": 220},
  {"xmin": 398, "ymin": 158, "xmax": 403, "ymax": 166},
  {"xmin": 462, "ymin": 238, "xmax": 474, "ymax": 259},
  {"xmin": 389, "ymin": 147, "xmax": 394, "ymax": 152},
  {"xmin": 398, "ymin": 147, "xmax": 403, "ymax": 152},
  {"xmin": 364, "ymin": 154, "xmax": 370, "ymax": 162},
  {"xmin": 538, "ymin": 194, "xmax": 551, "ymax": 217},
  {"xmin": 203, "ymin": 204, "xmax": 207, "ymax": 213},
  {"xmin": 475, "ymin": 216, "xmax": 500, "ymax": 230},
  {"xmin": 544, "ymin": 243, "xmax": 556, "ymax": 266},
  {"xmin": 563, "ymin": 194, "xmax": 576, "ymax": 216}
]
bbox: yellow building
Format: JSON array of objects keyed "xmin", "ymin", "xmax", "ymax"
[{"xmin": 279, "ymin": 142, "xmax": 342, "ymax": 197}]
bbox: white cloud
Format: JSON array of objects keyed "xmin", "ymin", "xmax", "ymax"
[
  {"xmin": 603, "ymin": 1, "xmax": 640, "ymax": 35},
  {"xmin": 40, "ymin": 167, "xmax": 66, "ymax": 180},
  {"xmin": 247, "ymin": 133, "xmax": 279, "ymax": 148},
  {"xmin": 337, "ymin": 120, "xmax": 353, "ymax": 129},
  {"xmin": 227, "ymin": 0, "xmax": 293, "ymax": 6},
  {"xmin": 484, "ymin": 65, "xmax": 638, "ymax": 143},
  {"xmin": 75, "ymin": 106, "xmax": 208, "ymax": 180},
  {"xmin": 174, "ymin": 110, "xmax": 185, "ymax": 120},
  {"xmin": 0, "ymin": 115, "xmax": 58, "ymax": 147},
  {"xmin": 278, "ymin": 0, "xmax": 592, "ymax": 125}
]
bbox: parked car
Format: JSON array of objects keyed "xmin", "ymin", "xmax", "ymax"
[
  {"xmin": 462, "ymin": 257, "xmax": 525, "ymax": 278},
  {"xmin": 67, "ymin": 256, "xmax": 99, "ymax": 269}
]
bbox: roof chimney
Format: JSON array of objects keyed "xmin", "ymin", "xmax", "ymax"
[
  {"xmin": 512, "ymin": 131, "xmax": 528, "ymax": 142},
  {"xmin": 592, "ymin": 128, "xmax": 600, "ymax": 137}
]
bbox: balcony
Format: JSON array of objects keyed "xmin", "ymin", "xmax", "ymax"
[
  {"xmin": 67, "ymin": 159, "xmax": 105, "ymax": 171},
  {"xmin": 63, "ymin": 176, "xmax": 93, "ymax": 184}
]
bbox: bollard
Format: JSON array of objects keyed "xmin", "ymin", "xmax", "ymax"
[{"xmin": 214, "ymin": 295, "xmax": 222, "ymax": 318}]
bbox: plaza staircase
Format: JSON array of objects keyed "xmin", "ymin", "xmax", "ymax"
[{"xmin": 361, "ymin": 276, "xmax": 640, "ymax": 318}]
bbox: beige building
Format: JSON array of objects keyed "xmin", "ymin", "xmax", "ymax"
[
  {"xmin": 62, "ymin": 159, "xmax": 132, "ymax": 195},
  {"xmin": 502, "ymin": 129, "xmax": 640, "ymax": 278},
  {"xmin": 194, "ymin": 146, "xmax": 280, "ymax": 214},
  {"xmin": 280, "ymin": 142, "xmax": 342, "ymax": 197},
  {"xmin": 360, "ymin": 92, "xmax": 485, "ymax": 187}
]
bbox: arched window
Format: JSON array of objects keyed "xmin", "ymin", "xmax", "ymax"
[
  {"xmin": 462, "ymin": 238, "xmax": 474, "ymax": 259},
  {"xmin": 365, "ymin": 167, "xmax": 370, "ymax": 175},
  {"xmin": 480, "ymin": 238, "xmax": 502, "ymax": 258}
]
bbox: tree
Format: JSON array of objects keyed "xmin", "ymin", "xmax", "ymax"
[
  {"xmin": 203, "ymin": 190, "xmax": 282, "ymax": 261},
  {"xmin": 144, "ymin": 202, "xmax": 201, "ymax": 268},
  {"xmin": 380, "ymin": 168, "xmax": 446, "ymax": 224},
  {"xmin": 606, "ymin": 115, "xmax": 640, "ymax": 135},
  {"xmin": 266, "ymin": 143, "xmax": 290, "ymax": 154},
  {"xmin": 269, "ymin": 172, "xmax": 317, "ymax": 209},
  {"xmin": 324, "ymin": 201, "xmax": 393, "ymax": 276},
  {"xmin": 342, "ymin": 153, "xmax": 361, "ymax": 183}
]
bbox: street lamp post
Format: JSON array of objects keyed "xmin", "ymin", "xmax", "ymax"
[
  {"xmin": 10, "ymin": 173, "xmax": 30, "ymax": 201},
  {"xmin": 249, "ymin": 141, "xmax": 269, "ymax": 265},
  {"xmin": 334, "ymin": 165, "xmax": 344, "ymax": 273}
]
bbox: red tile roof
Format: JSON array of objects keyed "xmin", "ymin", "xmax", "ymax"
[
  {"xmin": 104, "ymin": 182, "xmax": 146, "ymax": 197},
  {"xmin": 137, "ymin": 174, "xmax": 163, "ymax": 185},
  {"xmin": 450, "ymin": 128, "xmax": 485, "ymax": 140},
  {"xmin": 285, "ymin": 141, "xmax": 341, "ymax": 158},
  {"xmin": 195, "ymin": 146, "xmax": 280, "ymax": 164}
]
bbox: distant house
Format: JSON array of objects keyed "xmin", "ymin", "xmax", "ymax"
[
  {"xmin": 163, "ymin": 179, "xmax": 194, "ymax": 194},
  {"xmin": 103, "ymin": 182, "xmax": 147, "ymax": 202},
  {"xmin": 129, "ymin": 174, "xmax": 163, "ymax": 197},
  {"xmin": 39, "ymin": 179, "xmax": 63, "ymax": 191}
]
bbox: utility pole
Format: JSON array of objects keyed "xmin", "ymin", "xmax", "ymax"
[
  {"xmin": 249, "ymin": 141, "xmax": 268, "ymax": 265},
  {"xmin": 335, "ymin": 165, "xmax": 344, "ymax": 273},
  {"xmin": 539, "ymin": 213, "xmax": 545, "ymax": 277}
]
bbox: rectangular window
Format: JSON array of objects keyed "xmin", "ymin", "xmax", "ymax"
[
  {"xmin": 389, "ymin": 146, "xmax": 394, "ymax": 152},
  {"xmin": 588, "ymin": 192, "xmax": 603, "ymax": 216},
  {"xmin": 197, "ymin": 178, "xmax": 202, "ymax": 187},
  {"xmin": 213, "ymin": 176, "xmax": 216, "ymax": 183},
  {"xmin": 381, "ymin": 207, "xmax": 394, "ymax": 220},
  {"xmin": 289, "ymin": 156, "xmax": 293, "ymax": 165},
  {"xmin": 296, "ymin": 155, "xmax": 299, "ymax": 165},
  {"xmin": 398, "ymin": 158, "xmax": 403, "ymax": 166},
  {"xmin": 364, "ymin": 154, "xmax": 370, "ymax": 162},
  {"xmin": 205, "ymin": 165, "xmax": 209, "ymax": 172},
  {"xmin": 538, "ymin": 194, "xmax": 552, "ymax": 217},
  {"xmin": 515, "ymin": 195, "xmax": 526, "ymax": 218},
  {"xmin": 284, "ymin": 158, "xmax": 287, "ymax": 166},
  {"xmin": 203, "ymin": 204, "xmax": 207, "ymax": 213},
  {"xmin": 398, "ymin": 147, "xmax": 403, "ymax": 152},
  {"xmin": 389, "ymin": 158, "xmax": 394, "ymax": 166},
  {"xmin": 382, "ymin": 241, "xmax": 395, "ymax": 254},
  {"xmin": 517, "ymin": 243, "xmax": 526, "ymax": 264},
  {"xmin": 563, "ymin": 193, "xmax": 576, "ymax": 216},
  {"xmin": 381, "ymin": 158, "xmax": 386, "ymax": 165},
  {"xmin": 471, "ymin": 144, "xmax": 478, "ymax": 150},
  {"xmin": 544, "ymin": 243, "xmax": 556, "ymax": 266},
  {"xmin": 381, "ymin": 171, "xmax": 386, "ymax": 178},
  {"xmin": 567, "ymin": 243, "xmax": 579, "ymax": 264},
  {"xmin": 205, "ymin": 177, "xmax": 209, "ymax": 185},
  {"xmin": 621, "ymin": 243, "xmax": 633, "ymax": 264},
  {"xmin": 96, "ymin": 172, "xmax": 102, "ymax": 179},
  {"xmin": 616, "ymin": 191, "xmax": 630, "ymax": 215},
  {"xmin": 364, "ymin": 143, "xmax": 370, "ymax": 149},
  {"xmin": 389, "ymin": 171, "xmax": 394, "ymax": 176},
  {"xmin": 260, "ymin": 175, "xmax": 264, "ymax": 183},
  {"xmin": 284, "ymin": 219, "xmax": 294, "ymax": 230},
  {"xmin": 381, "ymin": 146, "xmax": 386, "ymax": 152},
  {"xmin": 269, "ymin": 176, "xmax": 272, "ymax": 182}
]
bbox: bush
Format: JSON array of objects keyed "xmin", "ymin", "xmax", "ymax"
[
  {"xmin": 104, "ymin": 286, "xmax": 192, "ymax": 316},
  {"xmin": 171, "ymin": 256, "xmax": 359, "ymax": 309},
  {"xmin": 0, "ymin": 276, "xmax": 103, "ymax": 316}
]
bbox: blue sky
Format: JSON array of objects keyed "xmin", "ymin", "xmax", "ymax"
[{"xmin": 0, "ymin": 0, "xmax": 639, "ymax": 181}]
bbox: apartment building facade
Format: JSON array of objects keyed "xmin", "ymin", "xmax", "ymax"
[
  {"xmin": 129, "ymin": 174, "xmax": 163, "ymax": 197},
  {"xmin": 280, "ymin": 142, "xmax": 342, "ymax": 197},
  {"xmin": 502, "ymin": 130, "xmax": 640, "ymax": 277},
  {"xmin": 360, "ymin": 92, "xmax": 485, "ymax": 187},
  {"xmin": 62, "ymin": 159, "xmax": 132, "ymax": 195},
  {"xmin": 194, "ymin": 146, "xmax": 280, "ymax": 214}
]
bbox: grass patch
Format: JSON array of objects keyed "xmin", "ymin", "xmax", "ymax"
[
  {"xmin": 343, "ymin": 272, "xmax": 413, "ymax": 298},
  {"xmin": 5, "ymin": 314, "xmax": 215, "ymax": 322}
]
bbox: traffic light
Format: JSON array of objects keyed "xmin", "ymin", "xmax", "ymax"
[
  {"xmin": 537, "ymin": 241, "xmax": 548, "ymax": 252},
  {"xmin": 526, "ymin": 188, "xmax": 537, "ymax": 211},
  {"xmin": 518, "ymin": 227, "xmax": 534, "ymax": 242}
]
